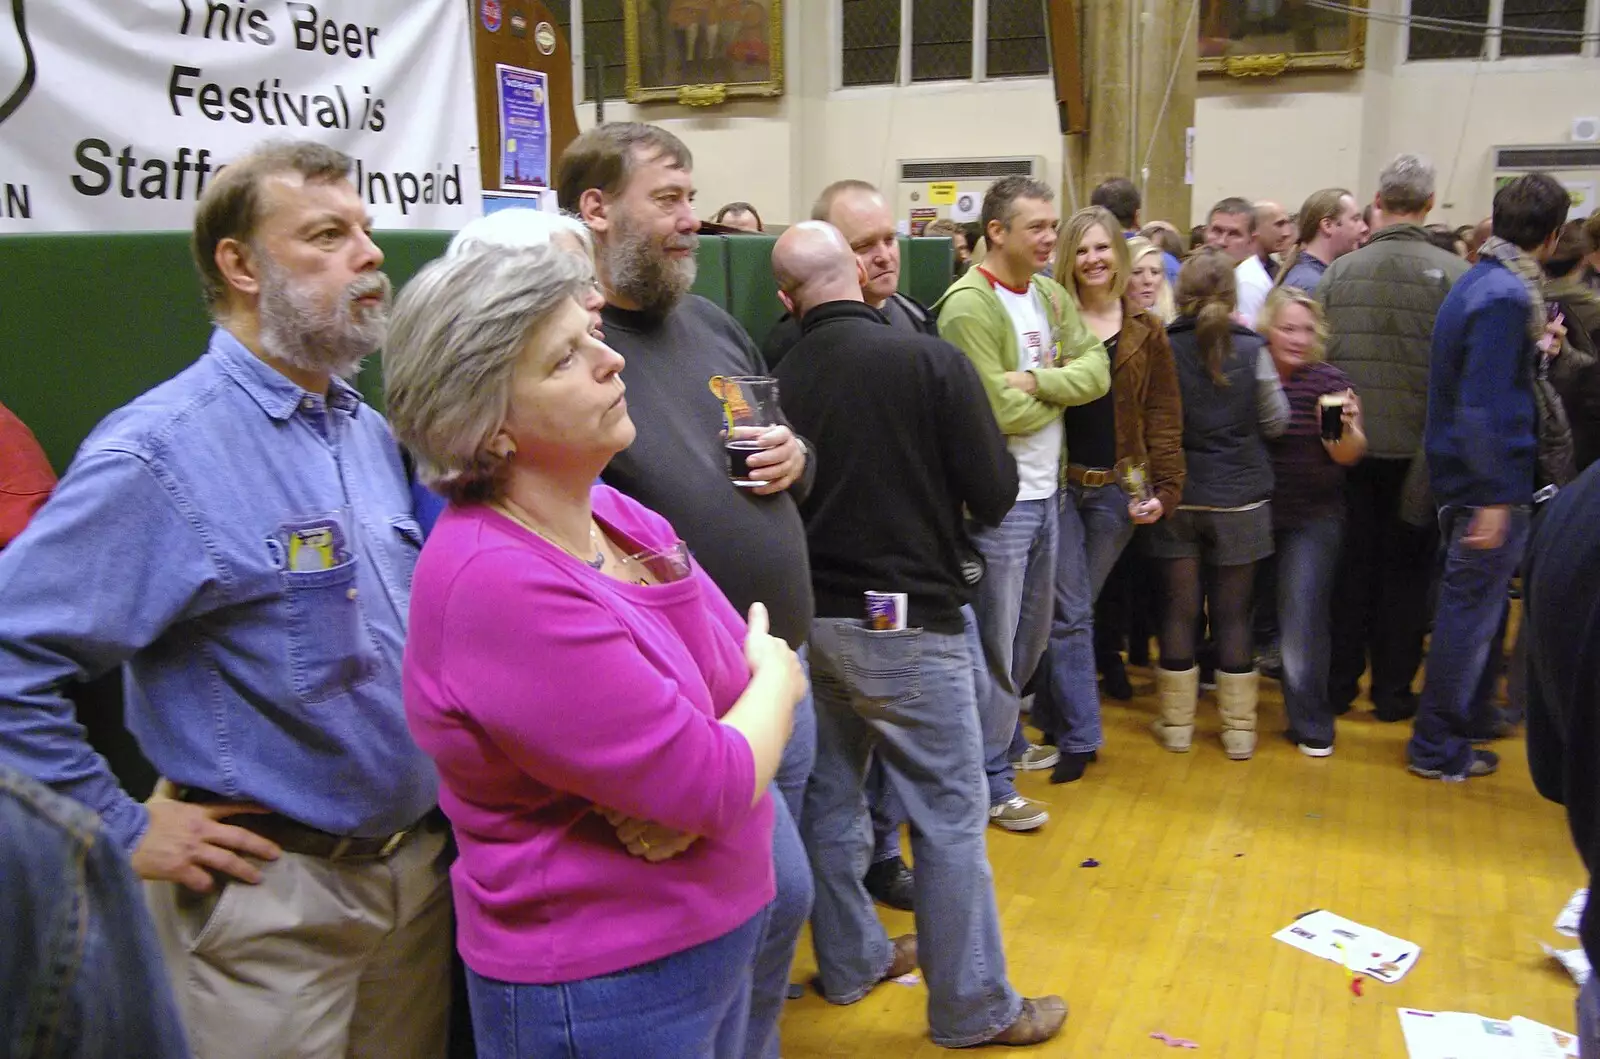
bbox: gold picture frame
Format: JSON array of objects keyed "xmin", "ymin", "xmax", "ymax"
[
  {"xmin": 1198, "ymin": 0, "xmax": 1368, "ymax": 78},
  {"xmin": 624, "ymin": 0, "xmax": 784, "ymax": 105}
]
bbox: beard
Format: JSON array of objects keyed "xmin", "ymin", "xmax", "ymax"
[
  {"xmin": 256, "ymin": 255, "xmax": 392, "ymax": 380},
  {"xmin": 605, "ymin": 211, "xmax": 698, "ymax": 316}
]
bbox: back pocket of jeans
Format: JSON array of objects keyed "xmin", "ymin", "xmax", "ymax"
[
  {"xmin": 283, "ymin": 559, "xmax": 376, "ymax": 702},
  {"xmin": 836, "ymin": 623, "xmax": 922, "ymax": 709}
]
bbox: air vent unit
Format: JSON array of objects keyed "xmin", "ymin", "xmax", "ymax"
[
  {"xmin": 1574, "ymin": 117, "xmax": 1600, "ymax": 144},
  {"xmin": 899, "ymin": 157, "xmax": 1042, "ymax": 183},
  {"xmin": 1494, "ymin": 144, "xmax": 1600, "ymax": 170}
]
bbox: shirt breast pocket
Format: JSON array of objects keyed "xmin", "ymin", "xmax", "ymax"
[{"xmin": 282, "ymin": 558, "xmax": 377, "ymax": 702}]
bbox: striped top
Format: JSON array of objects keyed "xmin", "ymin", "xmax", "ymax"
[{"xmin": 1269, "ymin": 362, "xmax": 1352, "ymax": 528}]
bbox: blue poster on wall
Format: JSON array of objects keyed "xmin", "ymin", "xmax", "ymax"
[{"xmin": 496, "ymin": 64, "xmax": 550, "ymax": 190}]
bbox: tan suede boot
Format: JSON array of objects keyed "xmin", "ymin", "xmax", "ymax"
[
  {"xmin": 1151, "ymin": 666, "xmax": 1198, "ymax": 752},
  {"xmin": 1217, "ymin": 669, "xmax": 1260, "ymax": 760}
]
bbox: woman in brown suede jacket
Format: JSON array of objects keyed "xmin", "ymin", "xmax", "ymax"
[{"xmin": 1029, "ymin": 206, "xmax": 1184, "ymax": 783}]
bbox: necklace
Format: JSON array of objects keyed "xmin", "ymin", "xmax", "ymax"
[{"xmin": 496, "ymin": 499, "xmax": 605, "ymax": 569}]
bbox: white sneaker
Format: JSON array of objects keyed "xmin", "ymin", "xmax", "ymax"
[
  {"xmin": 988, "ymin": 795, "xmax": 1049, "ymax": 832},
  {"xmin": 1011, "ymin": 743, "xmax": 1060, "ymax": 771}
]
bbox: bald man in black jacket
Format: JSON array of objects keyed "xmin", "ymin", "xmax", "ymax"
[{"xmin": 773, "ymin": 221, "xmax": 1068, "ymax": 1048}]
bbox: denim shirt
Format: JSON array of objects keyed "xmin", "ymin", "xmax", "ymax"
[
  {"xmin": 0, "ymin": 329, "xmax": 437, "ymax": 852},
  {"xmin": 0, "ymin": 764, "xmax": 190, "ymax": 1058}
]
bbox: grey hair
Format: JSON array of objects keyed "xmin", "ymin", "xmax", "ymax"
[
  {"xmin": 383, "ymin": 245, "xmax": 593, "ymax": 504},
  {"xmin": 447, "ymin": 207, "xmax": 593, "ymax": 257},
  {"xmin": 1377, "ymin": 153, "xmax": 1436, "ymax": 215}
]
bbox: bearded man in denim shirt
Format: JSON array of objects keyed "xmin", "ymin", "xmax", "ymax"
[{"xmin": 0, "ymin": 141, "xmax": 449, "ymax": 1059}]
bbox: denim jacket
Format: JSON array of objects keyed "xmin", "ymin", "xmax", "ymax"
[
  {"xmin": 0, "ymin": 329, "xmax": 438, "ymax": 852},
  {"xmin": 0, "ymin": 764, "xmax": 189, "ymax": 1057}
]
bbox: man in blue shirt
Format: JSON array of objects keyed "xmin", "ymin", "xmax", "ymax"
[
  {"xmin": 1407, "ymin": 171, "xmax": 1570, "ymax": 782},
  {"xmin": 0, "ymin": 141, "xmax": 450, "ymax": 1058},
  {"xmin": 1091, "ymin": 177, "xmax": 1181, "ymax": 285}
]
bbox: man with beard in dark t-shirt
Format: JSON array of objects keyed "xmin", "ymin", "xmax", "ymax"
[{"xmin": 556, "ymin": 121, "xmax": 816, "ymax": 1059}]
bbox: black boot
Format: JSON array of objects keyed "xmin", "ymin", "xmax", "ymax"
[
  {"xmin": 1098, "ymin": 652, "xmax": 1134, "ymax": 701},
  {"xmin": 864, "ymin": 856, "xmax": 915, "ymax": 911},
  {"xmin": 1050, "ymin": 750, "xmax": 1094, "ymax": 784}
]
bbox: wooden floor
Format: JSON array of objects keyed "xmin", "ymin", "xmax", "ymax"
[{"xmin": 780, "ymin": 665, "xmax": 1586, "ymax": 1057}]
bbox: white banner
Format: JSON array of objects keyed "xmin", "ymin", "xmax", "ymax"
[{"xmin": 0, "ymin": 1, "xmax": 483, "ymax": 232}]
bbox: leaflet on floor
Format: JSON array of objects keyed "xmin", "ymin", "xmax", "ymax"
[
  {"xmin": 1271, "ymin": 909, "xmax": 1419, "ymax": 983},
  {"xmin": 1397, "ymin": 1008, "xmax": 1577, "ymax": 1059}
]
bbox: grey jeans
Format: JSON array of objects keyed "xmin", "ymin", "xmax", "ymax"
[{"xmin": 801, "ymin": 608, "xmax": 1023, "ymax": 1048}]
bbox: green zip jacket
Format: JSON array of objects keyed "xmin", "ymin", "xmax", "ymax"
[{"xmin": 932, "ymin": 267, "xmax": 1110, "ymax": 437}]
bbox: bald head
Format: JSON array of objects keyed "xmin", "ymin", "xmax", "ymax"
[
  {"xmin": 773, "ymin": 222, "xmax": 864, "ymax": 319},
  {"xmin": 1467, "ymin": 217, "xmax": 1493, "ymax": 261},
  {"xmin": 1255, "ymin": 200, "xmax": 1294, "ymax": 254}
]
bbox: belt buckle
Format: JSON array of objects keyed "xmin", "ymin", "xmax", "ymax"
[{"xmin": 378, "ymin": 829, "xmax": 410, "ymax": 857}]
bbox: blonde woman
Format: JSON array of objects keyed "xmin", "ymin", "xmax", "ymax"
[
  {"xmin": 1257, "ymin": 288, "xmax": 1366, "ymax": 756},
  {"xmin": 1030, "ymin": 206, "xmax": 1185, "ymax": 782},
  {"xmin": 1126, "ymin": 236, "xmax": 1175, "ymax": 324}
]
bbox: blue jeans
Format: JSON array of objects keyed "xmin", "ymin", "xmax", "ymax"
[
  {"xmin": 1276, "ymin": 516, "xmax": 1343, "ymax": 745},
  {"xmin": 968, "ymin": 498, "xmax": 1058, "ymax": 804},
  {"xmin": 1035, "ymin": 483, "xmax": 1135, "ymax": 752},
  {"xmin": 0, "ymin": 764, "xmax": 190, "ymax": 1058},
  {"xmin": 802, "ymin": 609, "xmax": 1023, "ymax": 1048},
  {"xmin": 1407, "ymin": 506, "xmax": 1531, "ymax": 775},
  {"xmin": 466, "ymin": 908, "xmax": 767, "ymax": 1059},
  {"xmin": 867, "ymin": 757, "xmax": 906, "ymax": 864},
  {"xmin": 1581, "ymin": 973, "xmax": 1600, "ymax": 1059},
  {"xmin": 747, "ymin": 650, "xmax": 817, "ymax": 1059}
]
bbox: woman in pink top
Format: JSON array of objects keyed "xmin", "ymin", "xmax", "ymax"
[{"xmin": 383, "ymin": 243, "xmax": 804, "ymax": 1059}]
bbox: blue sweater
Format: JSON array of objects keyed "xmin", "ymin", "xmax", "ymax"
[{"xmin": 1424, "ymin": 259, "xmax": 1537, "ymax": 508}]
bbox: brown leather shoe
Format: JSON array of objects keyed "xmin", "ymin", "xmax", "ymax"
[
  {"xmin": 879, "ymin": 934, "xmax": 918, "ymax": 982},
  {"xmin": 979, "ymin": 996, "xmax": 1068, "ymax": 1046}
]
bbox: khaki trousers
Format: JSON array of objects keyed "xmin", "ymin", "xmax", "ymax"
[{"xmin": 145, "ymin": 818, "xmax": 453, "ymax": 1059}]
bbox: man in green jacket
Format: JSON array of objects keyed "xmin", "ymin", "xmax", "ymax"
[
  {"xmin": 934, "ymin": 175, "xmax": 1109, "ymax": 832},
  {"xmin": 1318, "ymin": 153, "xmax": 1469, "ymax": 722}
]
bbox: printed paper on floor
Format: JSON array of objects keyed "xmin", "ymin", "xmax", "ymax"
[{"xmin": 1272, "ymin": 909, "xmax": 1419, "ymax": 983}]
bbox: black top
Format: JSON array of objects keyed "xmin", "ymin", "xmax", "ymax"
[
  {"xmin": 773, "ymin": 301, "xmax": 1017, "ymax": 632},
  {"xmin": 1166, "ymin": 317, "xmax": 1274, "ymax": 508},
  {"xmin": 762, "ymin": 291, "xmax": 938, "ymax": 369},
  {"xmin": 1062, "ymin": 334, "xmax": 1119, "ymax": 469},
  {"xmin": 1526, "ymin": 460, "xmax": 1600, "ymax": 968},
  {"xmin": 599, "ymin": 295, "xmax": 816, "ymax": 648}
]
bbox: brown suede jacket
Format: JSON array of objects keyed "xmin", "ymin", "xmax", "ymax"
[{"xmin": 1107, "ymin": 301, "xmax": 1186, "ymax": 515}]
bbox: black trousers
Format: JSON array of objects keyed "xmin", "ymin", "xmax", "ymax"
[{"xmin": 1327, "ymin": 457, "xmax": 1439, "ymax": 710}]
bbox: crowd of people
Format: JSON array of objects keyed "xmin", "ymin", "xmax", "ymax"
[{"xmin": 3, "ymin": 123, "xmax": 1600, "ymax": 1059}]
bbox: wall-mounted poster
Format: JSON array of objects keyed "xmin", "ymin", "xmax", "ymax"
[
  {"xmin": 624, "ymin": 0, "xmax": 783, "ymax": 106},
  {"xmin": 1199, "ymin": 0, "xmax": 1368, "ymax": 79},
  {"xmin": 497, "ymin": 64, "xmax": 550, "ymax": 190}
]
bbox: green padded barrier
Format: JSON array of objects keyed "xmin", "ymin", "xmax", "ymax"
[
  {"xmin": 0, "ymin": 231, "xmax": 454, "ymax": 472},
  {"xmin": 900, "ymin": 236, "xmax": 956, "ymax": 309},
  {"xmin": 723, "ymin": 235, "xmax": 781, "ymax": 349},
  {"xmin": 0, "ymin": 229, "xmax": 920, "ymax": 472},
  {"xmin": 690, "ymin": 234, "xmax": 731, "ymax": 309}
]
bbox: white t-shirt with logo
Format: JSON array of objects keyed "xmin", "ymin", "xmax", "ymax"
[{"xmin": 993, "ymin": 280, "xmax": 1063, "ymax": 501}]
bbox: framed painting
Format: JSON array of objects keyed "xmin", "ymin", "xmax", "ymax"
[
  {"xmin": 624, "ymin": 0, "xmax": 784, "ymax": 105},
  {"xmin": 1198, "ymin": 0, "xmax": 1368, "ymax": 78}
]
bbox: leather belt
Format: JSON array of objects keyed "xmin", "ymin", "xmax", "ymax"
[
  {"xmin": 1066, "ymin": 464, "xmax": 1117, "ymax": 488},
  {"xmin": 171, "ymin": 785, "xmax": 435, "ymax": 861}
]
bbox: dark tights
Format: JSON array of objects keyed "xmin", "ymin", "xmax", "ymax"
[{"xmin": 1159, "ymin": 558, "xmax": 1257, "ymax": 673}]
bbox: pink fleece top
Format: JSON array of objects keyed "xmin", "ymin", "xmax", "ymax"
[{"xmin": 403, "ymin": 485, "xmax": 775, "ymax": 984}]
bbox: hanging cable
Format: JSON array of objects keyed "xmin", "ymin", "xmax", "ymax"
[
  {"xmin": 1298, "ymin": 0, "xmax": 1598, "ymax": 43},
  {"xmin": 1139, "ymin": 0, "xmax": 1200, "ymax": 185}
]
